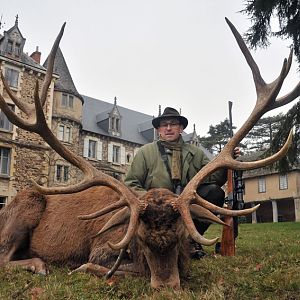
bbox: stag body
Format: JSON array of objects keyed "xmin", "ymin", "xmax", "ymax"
[{"xmin": 0, "ymin": 187, "xmax": 188, "ymax": 289}]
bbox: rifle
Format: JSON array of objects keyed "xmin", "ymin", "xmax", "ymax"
[{"xmin": 219, "ymin": 101, "xmax": 245, "ymax": 256}]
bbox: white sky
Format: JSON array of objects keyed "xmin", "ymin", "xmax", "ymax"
[{"xmin": 1, "ymin": 0, "xmax": 299, "ymax": 136}]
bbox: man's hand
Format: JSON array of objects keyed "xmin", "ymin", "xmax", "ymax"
[{"xmin": 233, "ymin": 147, "xmax": 241, "ymax": 159}]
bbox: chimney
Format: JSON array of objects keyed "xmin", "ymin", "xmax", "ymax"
[{"xmin": 30, "ymin": 46, "xmax": 41, "ymax": 64}]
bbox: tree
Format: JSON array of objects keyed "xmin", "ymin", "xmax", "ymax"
[
  {"xmin": 268, "ymin": 102, "xmax": 300, "ymax": 171},
  {"xmin": 242, "ymin": 0, "xmax": 300, "ymax": 65},
  {"xmin": 242, "ymin": 1, "xmax": 300, "ymax": 169},
  {"xmin": 244, "ymin": 114, "xmax": 284, "ymax": 151},
  {"xmin": 199, "ymin": 118, "xmax": 236, "ymax": 155}
]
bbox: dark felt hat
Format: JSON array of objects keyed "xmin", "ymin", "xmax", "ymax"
[{"xmin": 152, "ymin": 107, "xmax": 188, "ymax": 129}]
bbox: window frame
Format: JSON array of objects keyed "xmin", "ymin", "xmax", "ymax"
[
  {"xmin": 5, "ymin": 68, "xmax": 19, "ymax": 88},
  {"xmin": 279, "ymin": 174, "xmax": 288, "ymax": 190},
  {"xmin": 0, "ymin": 147, "xmax": 10, "ymax": 176},
  {"xmin": 6, "ymin": 40, "xmax": 13, "ymax": 54},
  {"xmin": 55, "ymin": 164, "xmax": 70, "ymax": 182},
  {"xmin": 14, "ymin": 43, "xmax": 21, "ymax": 56},
  {"xmin": 88, "ymin": 140, "xmax": 97, "ymax": 159},
  {"xmin": 0, "ymin": 104, "xmax": 14, "ymax": 131},
  {"xmin": 113, "ymin": 145, "xmax": 120, "ymax": 163},
  {"xmin": 57, "ymin": 124, "xmax": 72, "ymax": 143},
  {"xmin": 61, "ymin": 93, "xmax": 74, "ymax": 109},
  {"xmin": 258, "ymin": 176, "xmax": 266, "ymax": 193}
]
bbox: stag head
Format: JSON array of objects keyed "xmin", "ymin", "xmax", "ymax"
[{"xmin": 0, "ymin": 18, "xmax": 297, "ymax": 289}]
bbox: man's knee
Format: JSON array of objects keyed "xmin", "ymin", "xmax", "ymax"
[{"xmin": 197, "ymin": 184, "xmax": 225, "ymax": 207}]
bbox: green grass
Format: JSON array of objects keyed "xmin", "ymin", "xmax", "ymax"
[{"xmin": 0, "ymin": 222, "xmax": 299, "ymax": 300}]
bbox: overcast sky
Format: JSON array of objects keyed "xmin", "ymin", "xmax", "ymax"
[{"xmin": 1, "ymin": 0, "xmax": 299, "ymax": 136}]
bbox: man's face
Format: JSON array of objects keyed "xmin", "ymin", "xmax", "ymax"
[{"xmin": 157, "ymin": 118, "xmax": 183, "ymax": 142}]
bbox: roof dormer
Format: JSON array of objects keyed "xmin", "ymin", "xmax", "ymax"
[
  {"xmin": 0, "ymin": 15, "xmax": 25, "ymax": 60},
  {"xmin": 108, "ymin": 97, "xmax": 122, "ymax": 137},
  {"xmin": 96, "ymin": 97, "xmax": 122, "ymax": 137}
]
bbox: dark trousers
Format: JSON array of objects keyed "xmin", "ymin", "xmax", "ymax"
[{"xmin": 194, "ymin": 184, "xmax": 225, "ymax": 235}]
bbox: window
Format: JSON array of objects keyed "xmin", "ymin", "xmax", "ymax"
[
  {"xmin": 15, "ymin": 43, "xmax": 21, "ymax": 56},
  {"xmin": 258, "ymin": 177, "xmax": 266, "ymax": 193},
  {"xmin": 63, "ymin": 166, "xmax": 69, "ymax": 182},
  {"xmin": 58, "ymin": 125, "xmax": 64, "ymax": 141},
  {"xmin": 65, "ymin": 126, "xmax": 71, "ymax": 142},
  {"xmin": 88, "ymin": 140, "xmax": 97, "ymax": 159},
  {"xmin": 6, "ymin": 41, "xmax": 13, "ymax": 53},
  {"xmin": 116, "ymin": 118, "xmax": 120, "ymax": 131},
  {"xmin": 57, "ymin": 124, "xmax": 71, "ymax": 142},
  {"xmin": 61, "ymin": 94, "xmax": 74, "ymax": 108},
  {"xmin": 126, "ymin": 153, "xmax": 132, "ymax": 164},
  {"xmin": 113, "ymin": 145, "xmax": 120, "ymax": 163},
  {"xmin": 56, "ymin": 165, "xmax": 69, "ymax": 182},
  {"xmin": 56, "ymin": 165, "xmax": 63, "ymax": 181},
  {"xmin": 111, "ymin": 117, "xmax": 121, "ymax": 132},
  {"xmin": 279, "ymin": 174, "xmax": 288, "ymax": 190},
  {"xmin": 109, "ymin": 114, "xmax": 121, "ymax": 135},
  {"xmin": 0, "ymin": 197, "xmax": 6, "ymax": 209},
  {"xmin": 5, "ymin": 68, "xmax": 19, "ymax": 88},
  {"xmin": 0, "ymin": 104, "xmax": 14, "ymax": 131},
  {"xmin": 83, "ymin": 137, "xmax": 102, "ymax": 160},
  {"xmin": 111, "ymin": 116, "xmax": 115, "ymax": 130},
  {"xmin": 108, "ymin": 143, "xmax": 125, "ymax": 164},
  {"xmin": 0, "ymin": 147, "xmax": 10, "ymax": 176}
]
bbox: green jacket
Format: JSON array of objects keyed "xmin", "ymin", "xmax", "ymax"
[{"xmin": 124, "ymin": 141, "xmax": 226, "ymax": 194}]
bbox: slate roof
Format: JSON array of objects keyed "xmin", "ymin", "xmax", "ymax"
[
  {"xmin": 43, "ymin": 47, "xmax": 84, "ymax": 103},
  {"xmin": 82, "ymin": 95, "xmax": 214, "ymax": 152},
  {"xmin": 0, "ymin": 50, "xmax": 47, "ymax": 71},
  {"xmin": 82, "ymin": 95, "xmax": 155, "ymax": 145}
]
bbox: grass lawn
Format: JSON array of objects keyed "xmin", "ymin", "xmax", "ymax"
[{"xmin": 0, "ymin": 222, "xmax": 299, "ymax": 300}]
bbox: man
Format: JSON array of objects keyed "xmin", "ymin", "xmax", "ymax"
[{"xmin": 125, "ymin": 107, "xmax": 227, "ymax": 258}]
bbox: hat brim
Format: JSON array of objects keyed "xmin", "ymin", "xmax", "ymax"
[{"xmin": 152, "ymin": 115, "xmax": 188, "ymax": 129}]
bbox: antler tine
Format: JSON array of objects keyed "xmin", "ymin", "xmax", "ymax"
[
  {"xmin": 176, "ymin": 203, "xmax": 219, "ymax": 246},
  {"xmin": 226, "ymin": 128, "xmax": 293, "ymax": 170},
  {"xmin": 108, "ymin": 206, "xmax": 140, "ymax": 250},
  {"xmin": 78, "ymin": 198, "xmax": 127, "ymax": 220},
  {"xmin": 193, "ymin": 193, "xmax": 260, "ymax": 217},
  {"xmin": 225, "ymin": 17, "xmax": 265, "ymax": 89},
  {"xmin": 226, "ymin": 17, "xmax": 289, "ymax": 115},
  {"xmin": 40, "ymin": 23, "xmax": 66, "ymax": 107},
  {"xmin": 273, "ymin": 81, "xmax": 300, "ymax": 109}
]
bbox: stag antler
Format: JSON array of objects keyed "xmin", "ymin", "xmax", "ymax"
[{"xmin": 174, "ymin": 17, "xmax": 297, "ymax": 245}]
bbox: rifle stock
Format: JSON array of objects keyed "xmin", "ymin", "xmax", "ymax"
[{"xmin": 220, "ymin": 169, "xmax": 236, "ymax": 256}]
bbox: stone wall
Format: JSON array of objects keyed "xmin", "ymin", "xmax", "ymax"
[{"xmin": 0, "ymin": 65, "xmax": 53, "ymax": 200}]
